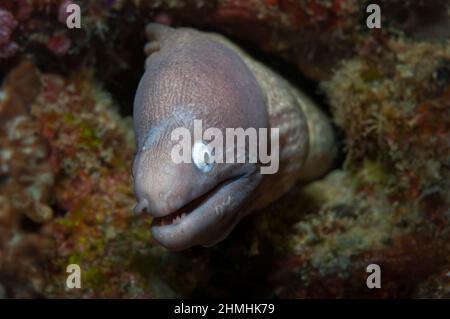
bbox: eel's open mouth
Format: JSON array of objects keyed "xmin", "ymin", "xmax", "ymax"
[{"xmin": 151, "ymin": 175, "xmax": 243, "ymax": 228}]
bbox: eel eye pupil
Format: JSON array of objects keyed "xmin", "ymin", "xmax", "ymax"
[{"xmin": 192, "ymin": 141, "xmax": 214, "ymax": 173}]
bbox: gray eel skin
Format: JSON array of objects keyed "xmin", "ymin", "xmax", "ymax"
[{"xmin": 132, "ymin": 23, "xmax": 336, "ymax": 250}]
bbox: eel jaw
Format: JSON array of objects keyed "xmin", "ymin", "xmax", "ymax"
[{"xmin": 150, "ymin": 174, "xmax": 259, "ymax": 251}]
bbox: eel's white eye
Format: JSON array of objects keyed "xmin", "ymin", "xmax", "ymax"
[{"xmin": 192, "ymin": 141, "xmax": 214, "ymax": 173}]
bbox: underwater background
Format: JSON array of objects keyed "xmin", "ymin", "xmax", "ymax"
[{"xmin": 0, "ymin": 0, "xmax": 449, "ymax": 298}]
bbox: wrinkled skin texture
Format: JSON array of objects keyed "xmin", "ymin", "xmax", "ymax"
[
  {"xmin": 132, "ymin": 24, "xmax": 268, "ymax": 250},
  {"xmin": 133, "ymin": 24, "xmax": 336, "ymax": 250}
]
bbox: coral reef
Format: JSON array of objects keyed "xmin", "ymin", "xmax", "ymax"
[
  {"xmin": 0, "ymin": 0, "xmax": 448, "ymax": 298},
  {"xmin": 0, "ymin": 0, "xmax": 362, "ymax": 79},
  {"xmin": 272, "ymin": 35, "xmax": 450, "ymax": 298},
  {"xmin": 0, "ymin": 8, "xmax": 18, "ymax": 58},
  {"xmin": 0, "ymin": 61, "xmax": 54, "ymax": 297},
  {"xmin": 32, "ymin": 62, "xmax": 177, "ymax": 297}
]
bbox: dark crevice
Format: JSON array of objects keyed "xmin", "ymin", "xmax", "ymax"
[
  {"xmin": 19, "ymin": 214, "xmax": 42, "ymax": 233},
  {"xmin": 50, "ymin": 202, "xmax": 68, "ymax": 218},
  {"xmin": 0, "ymin": 174, "xmax": 10, "ymax": 186}
]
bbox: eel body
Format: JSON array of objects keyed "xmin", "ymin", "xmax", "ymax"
[{"xmin": 132, "ymin": 24, "xmax": 336, "ymax": 250}]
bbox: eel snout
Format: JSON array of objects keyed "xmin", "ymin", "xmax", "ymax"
[
  {"xmin": 133, "ymin": 143, "xmax": 262, "ymax": 250},
  {"xmin": 149, "ymin": 172, "xmax": 261, "ymax": 251}
]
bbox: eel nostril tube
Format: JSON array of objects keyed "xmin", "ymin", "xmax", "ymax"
[{"xmin": 133, "ymin": 198, "xmax": 149, "ymax": 215}]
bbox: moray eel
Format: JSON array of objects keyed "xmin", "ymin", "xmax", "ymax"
[{"xmin": 132, "ymin": 23, "xmax": 336, "ymax": 250}]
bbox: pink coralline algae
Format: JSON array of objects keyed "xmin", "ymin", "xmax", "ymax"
[
  {"xmin": 47, "ymin": 34, "xmax": 71, "ymax": 56},
  {"xmin": 0, "ymin": 9, "xmax": 18, "ymax": 58}
]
